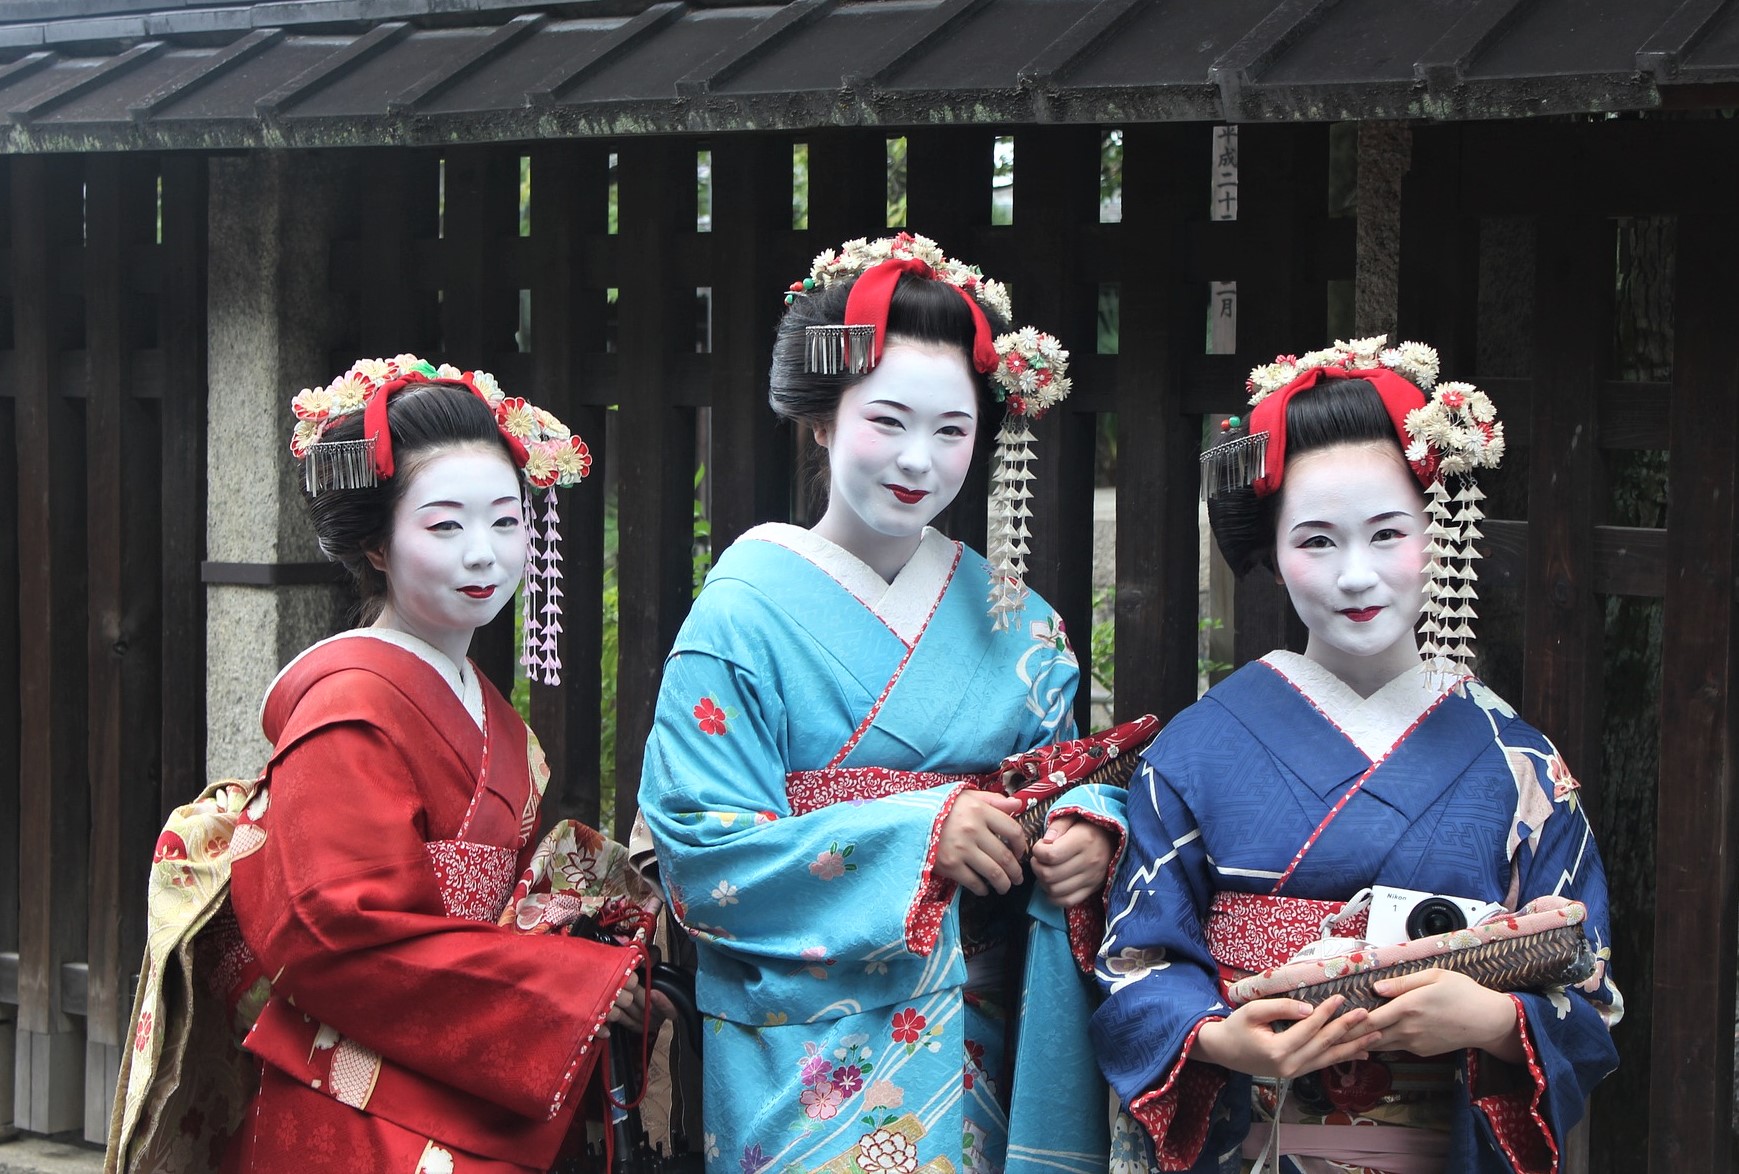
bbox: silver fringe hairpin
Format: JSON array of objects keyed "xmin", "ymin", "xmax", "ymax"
[
  {"xmin": 1198, "ymin": 415, "xmax": 1266, "ymax": 501},
  {"xmin": 303, "ymin": 438, "xmax": 378, "ymax": 495},
  {"xmin": 804, "ymin": 324, "xmax": 878, "ymax": 376}
]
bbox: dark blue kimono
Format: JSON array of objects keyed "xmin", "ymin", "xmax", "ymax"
[{"xmin": 1092, "ymin": 653, "xmax": 1620, "ymax": 1174}]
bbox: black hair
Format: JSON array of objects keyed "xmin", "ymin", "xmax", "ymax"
[
  {"xmin": 1206, "ymin": 378, "xmax": 1411, "ymax": 576},
  {"xmin": 768, "ymin": 272, "xmax": 1010, "ymax": 508},
  {"xmin": 304, "ymin": 381, "xmax": 520, "ymax": 620}
]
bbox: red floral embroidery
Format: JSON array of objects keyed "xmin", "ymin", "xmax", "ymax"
[
  {"xmin": 134, "ymin": 1010, "xmax": 153, "ymax": 1052},
  {"xmin": 890, "ymin": 1008, "xmax": 927, "ymax": 1045},
  {"xmin": 694, "ymin": 697, "xmax": 729, "ymax": 735}
]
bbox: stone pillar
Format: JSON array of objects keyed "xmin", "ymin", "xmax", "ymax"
[
  {"xmin": 1354, "ymin": 122, "xmax": 1411, "ymax": 339},
  {"xmin": 205, "ymin": 152, "xmax": 351, "ymax": 778}
]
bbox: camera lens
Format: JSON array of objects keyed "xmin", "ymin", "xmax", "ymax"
[{"xmin": 1405, "ymin": 897, "xmax": 1468, "ymax": 939}]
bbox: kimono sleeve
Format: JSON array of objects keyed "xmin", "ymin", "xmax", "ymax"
[
  {"xmin": 1090, "ymin": 753, "xmax": 1244, "ymax": 1171},
  {"xmin": 1472, "ymin": 727, "xmax": 1622, "ymax": 1173},
  {"xmin": 639, "ymin": 646, "xmax": 970, "ymax": 968},
  {"xmin": 230, "ymin": 720, "xmax": 636, "ymax": 1124}
]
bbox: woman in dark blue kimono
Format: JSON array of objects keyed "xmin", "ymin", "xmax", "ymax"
[{"xmin": 1092, "ymin": 338, "xmax": 1620, "ymax": 1174}]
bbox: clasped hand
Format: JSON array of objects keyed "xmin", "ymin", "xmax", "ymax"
[
  {"xmin": 1194, "ymin": 969, "xmax": 1524, "ymax": 1079},
  {"xmin": 934, "ymin": 793, "xmax": 1113, "ymax": 908}
]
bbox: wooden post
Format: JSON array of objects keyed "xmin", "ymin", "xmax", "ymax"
[
  {"xmin": 905, "ymin": 127, "xmax": 993, "ymax": 554},
  {"xmin": 81, "ymin": 153, "xmax": 163, "ymax": 1143},
  {"xmin": 1648, "ymin": 210, "xmax": 1739, "ymax": 1174},
  {"xmin": 1010, "ymin": 125, "xmax": 1100, "ymax": 733},
  {"xmin": 1522, "ymin": 214, "xmax": 1607, "ymax": 792},
  {"xmin": 1228, "ymin": 124, "xmax": 1328, "ymax": 666},
  {"xmin": 158, "ymin": 155, "xmax": 208, "ymax": 822},
  {"xmin": 527, "ymin": 142, "xmax": 612, "ymax": 829},
  {"xmin": 0, "ymin": 157, "xmax": 17, "ymax": 1131},
  {"xmin": 11, "ymin": 152, "xmax": 89, "ymax": 1136},
  {"xmin": 1114, "ymin": 123, "xmax": 1212, "ymax": 725},
  {"xmin": 612, "ymin": 138, "xmax": 699, "ymax": 838},
  {"xmin": 439, "ymin": 146, "xmax": 523, "ymax": 695},
  {"xmin": 708, "ymin": 136, "xmax": 793, "ymax": 552}
]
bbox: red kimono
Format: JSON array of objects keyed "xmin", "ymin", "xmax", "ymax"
[{"xmin": 221, "ymin": 635, "xmax": 638, "ymax": 1173}]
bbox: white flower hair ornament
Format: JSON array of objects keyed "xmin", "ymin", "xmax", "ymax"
[
  {"xmin": 1202, "ymin": 335, "xmax": 1504, "ymax": 685},
  {"xmin": 787, "ymin": 233, "xmax": 1075, "ymax": 631},
  {"xmin": 290, "ymin": 353, "xmax": 591, "ymax": 686}
]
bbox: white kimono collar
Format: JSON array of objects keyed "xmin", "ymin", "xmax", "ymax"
[
  {"xmin": 1259, "ymin": 650, "xmax": 1449, "ymax": 762},
  {"xmin": 740, "ymin": 523, "xmax": 957, "ymax": 646}
]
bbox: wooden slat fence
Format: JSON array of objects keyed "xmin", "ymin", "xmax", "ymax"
[
  {"xmin": 0, "ymin": 120, "xmax": 1732, "ymax": 1174},
  {"xmin": 0, "ymin": 151, "xmax": 207, "ymax": 1138}
]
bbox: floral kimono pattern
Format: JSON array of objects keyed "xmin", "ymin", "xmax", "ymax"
[
  {"xmin": 1092, "ymin": 652, "xmax": 1621, "ymax": 1174},
  {"xmin": 639, "ymin": 524, "xmax": 1127, "ymax": 1174}
]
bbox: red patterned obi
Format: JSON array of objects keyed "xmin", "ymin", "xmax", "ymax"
[
  {"xmin": 424, "ymin": 839, "xmax": 520, "ymax": 923},
  {"xmin": 785, "ymin": 766, "xmax": 976, "ymax": 815},
  {"xmin": 1204, "ymin": 890, "xmax": 1369, "ymax": 980}
]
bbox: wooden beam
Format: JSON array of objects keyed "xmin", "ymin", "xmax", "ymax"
[
  {"xmin": 6, "ymin": 40, "xmax": 162, "ymax": 124},
  {"xmin": 439, "ymin": 145, "xmax": 523, "ymax": 696},
  {"xmin": 1227, "ymin": 123, "xmax": 1327, "ymax": 665},
  {"xmin": 127, "ymin": 27, "xmax": 283, "ymax": 123},
  {"xmin": 156, "ymin": 153, "xmax": 207, "ymax": 822},
  {"xmin": 904, "ymin": 126, "xmax": 992, "ymax": 553},
  {"xmin": 80, "ymin": 152, "xmax": 161, "ymax": 1143},
  {"xmin": 844, "ymin": 0, "xmax": 994, "ymax": 89},
  {"xmin": 677, "ymin": 0, "xmax": 839, "ymax": 97},
  {"xmin": 525, "ymin": 3, "xmax": 685, "ymax": 105},
  {"xmin": 1011, "ymin": 125, "xmax": 1100, "ymax": 733},
  {"xmin": 526, "ymin": 142, "xmax": 611, "ymax": 830},
  {"xmin": 1648, "ymin": 209, "xmax": 1739, "ymax": 1174},
  {"xmin": 1114, "ymin": 122, "xmax": 1211, "ymax": 725},
  {"xmin": 387, "ymin": 13, "xmax": 545, "ymax": 114},
  {"xmin": 11, "ymin": 152, "xmax": 88, "ymax": 1135},
  {"xmin": 1636, "ymin": 0, "xmax": 1731, "ymax": 82},
  {"xmin": 707, "ymin": 136, "xmax": 792, "ymax": 552},
  {"xmin": 611, "ymin": 137, "xmax": 698, "ymax": 838},
  {"xmin": 254, "ymin": 21, "xmax": 410, "ymax": 117},
  {"xmin": 1521, "ymin": 214, "xmax": 1607, "ymax": 793}
]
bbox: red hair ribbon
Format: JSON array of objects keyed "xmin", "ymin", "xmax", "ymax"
[
  {"xmin": 844, "ymin": 258, "xmax": 999, "ymax": 375},
  {"xmin": 360, "ymin": 373, "xmax": 530, "ymax": 481},
  {"xmin": 1248, "ymin": 366, "xmax": 1426, "ymax": 498}
]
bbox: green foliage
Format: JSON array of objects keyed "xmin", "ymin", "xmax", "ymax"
[
  {"xmin": 792, "ymin": 142, "xmax": 809, "ymax": 230},
  {"xmin": 1088, "ymin": 587, "xmax": 1233, "ymax": 701},
  {"xmin": 692, "ymin": 465, "xmax": 714, "ymax": 596},
  {"xmin": 886, "ymin": 137, "xmax": 907, "ymax": 228}
]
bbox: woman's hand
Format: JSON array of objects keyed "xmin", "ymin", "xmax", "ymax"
[
  {"xmin": 935, "ymin": 791, "xmax": 1028, "ymax": 896},
  {"xmin": 1030, "ymin": 814, "xmax": 1116, "ymax": 908},
  {"xmin": 1194, "ymin": 995, "xmax": 1380, "ymax": 1080},
  {"xmin": 602, "ymin": 970, "xmax": 646, "ymax": 1034},
  {"xmin": 1363, "ymin": 969, "xmax": 1524, "ymax": 1061}
]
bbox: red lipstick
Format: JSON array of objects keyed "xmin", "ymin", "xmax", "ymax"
[
  {"xmin": 460, "ymin": 586, "xmax": 496, "ymax": 599},
  {"xmin": 1341, "ymin": 606, "xmax": 1382, "ymax": 623},
  {"xmin": 888, "ymin": 485, "xmax": 928, "ymax": 505}
]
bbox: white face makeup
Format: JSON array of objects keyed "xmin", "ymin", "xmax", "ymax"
[
  {"xmin": 1274, "ymin": 442, "xmax": 1429, "ymax": 696},
  {"xmin": 811, "ymin": 338, "xmax": 979, "ymax": 581},
  {"xmin": 369, "ymin": 445, "xmax": 527, "ymax": 667}
]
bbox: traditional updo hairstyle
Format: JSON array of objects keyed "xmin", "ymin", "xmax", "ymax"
[
  {"xmin": 304, "ymin": 382, "xmax": 522, "ymax": 621},
  {"xmin": 1206, "ymin": 377, "xmax": 1418, "ymax": 577},
  {"xmin": 768, "ymin": 272, "xmax": 1012, "ymax": 506}
]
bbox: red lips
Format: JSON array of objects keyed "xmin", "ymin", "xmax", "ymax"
[
  {"xmin": 887, "ymin": 485, "xmax": 928, "ymax": 505},
  {"xmin": 1341, "ymin": 606, "xmax": 1382, "ymax": 623},
  {"xmin": 460, "ymin": 586, "xmax": 496, "ymax": 599}
]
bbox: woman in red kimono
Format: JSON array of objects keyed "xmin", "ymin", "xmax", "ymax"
[{"xmin": 113, "ymin": 357, "xmax": 652, "ymax": 1174}]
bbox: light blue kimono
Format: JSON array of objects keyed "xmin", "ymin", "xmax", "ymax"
[{"xmin": 639, "ymin": 524, "xmax": 1126, "ymax": 1174}]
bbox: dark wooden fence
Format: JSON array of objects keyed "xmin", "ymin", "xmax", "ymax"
[{"xmin": 1, "ymin": 120, "xmax": 1733, "ymax": 1172}]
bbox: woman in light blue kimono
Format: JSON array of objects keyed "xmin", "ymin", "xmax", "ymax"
[{"xmin": 639, "ymin": 235, "xmax": 1128, "ymax": 1174}]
